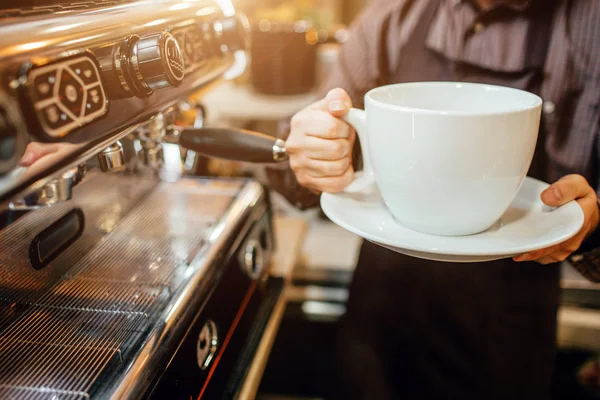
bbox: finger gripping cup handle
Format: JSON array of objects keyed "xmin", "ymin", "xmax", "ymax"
[{"xmin": 341, "ymin": 108, "xmax": 375, "ymax": 193}]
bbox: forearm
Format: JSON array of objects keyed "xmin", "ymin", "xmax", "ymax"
[{"xmin": 265, "ymin": 162, "xmax": 321, "ymax": 210}]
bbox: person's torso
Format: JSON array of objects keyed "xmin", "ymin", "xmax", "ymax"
[{"xmin": 369, "ymin": 0, "xmax": 600, "ymax": 188}]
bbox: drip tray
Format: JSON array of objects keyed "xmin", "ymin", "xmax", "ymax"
[
  {"xmin": 0, "ymin": 173, "xmax": 250, "ymax": 398},
  {"xmin": 0, "ymin": 307, "xmax": 148, "ymax": 397},
  {"xmin": 71, "ymin": 235, "xmax": 204, "ymax": 287},
  {"xmin": 32, "ymin": 279, "xmax": 169, "ymax": 316},
  {"xmin": 0, "ymin": 386, "xmax": 88, "ymax": 400}
]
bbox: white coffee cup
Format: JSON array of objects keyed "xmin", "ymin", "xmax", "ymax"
[{"xmin": 341, "ymin": 82, "xmax": 542, "ymax": 236}]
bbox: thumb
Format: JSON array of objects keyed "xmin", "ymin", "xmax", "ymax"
[
  {"xmin": 310, "ymin": 88, "xmax": 352, "ymax": 118},
  {"xmin": 541, "ymin": 174, "xmax": 593, "ymax": 207}
]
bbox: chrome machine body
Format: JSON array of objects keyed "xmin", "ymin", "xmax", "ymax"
[{"xmin": 0, "ymin": 1, "xmax": 279, "ymax": 399}]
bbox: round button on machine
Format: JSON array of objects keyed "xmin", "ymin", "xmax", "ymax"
[
  {"xmin": 57, "ymin": 69, "xmax": 84, "ymax": 118},
  {"xmin": 185, "ymin": 27, "xmax": 204, "ymax": 65},
  {"xmin": 84, "ymin": 84, "xmax": 105, "ymax": 117},
  {"xmin": 65, "ymin": 85, "xmax": 78, "ymax": 103},
  {"xmin": 33, "ymin": 71, "xmax": 56, "ymax": 102},
  {"xmin": 40, "ymin": 103, "xmax": 73, "ymax": 130},
  {"xmin": 69, "ymin": 59, "xmax": 100, "ymax": 85}
]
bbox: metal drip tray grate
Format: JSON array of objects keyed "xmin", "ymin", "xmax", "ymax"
[
  {"xmin": 0, "ymin": 343, "xmax": 114, "ymax": 396},
  {"xmin": 33, "ymin": 279, "xmax": 167, "ymax": 315},
  {"xmin": 71, "ymin": 234, "xmax": 203, "ymax": 287},
  {"xmin": 68, "ymin": 173, "xmax": 158, "ymax": 235},
  {"xmin": 0, "ymin": 172, "xmax": 157, "ymax": 304},
  {"xmin": 117, "ymin": 184, "xmax": 234, "ymax": 238},
  {"xmin": 0, "ymin": 307, "xmax": 148, "ymax": 397},
  {"xmin": 0, "ymin": 236, "xmax": 99, "ymax": 304},
  {"xmin": 0, "ymin": 307, "xmax": 147, "ymax": 347},
  {"xmin": 0, "ymin": 174, "xmax": 248, "ymax": 398},
  {"xmin": 0, "ymin": 208, "xmax": 100, "ymax": 304},
  {"xmin": 0, "ymin": 387, "xmax": 88, "ymax": 400}
]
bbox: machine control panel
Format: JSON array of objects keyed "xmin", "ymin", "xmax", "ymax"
[
  {"xmin": 27, "ymin": 54, "xmax": 108, "ymax": 139},
  {"xmin": 172, "ymin": 24, "xmax": 206, "ymax": 74},
  {"xmin": 13, "ymin": 11, "xmax": 250, "ymax": 142},
  {"xmin": 170, "ymin": 15, "xmax": 250, "ymax": 76}
]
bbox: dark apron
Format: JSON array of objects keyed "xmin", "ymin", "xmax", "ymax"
[{"xmin": 331, "ymin": 2, "xmax": 559, "ymax": 399}]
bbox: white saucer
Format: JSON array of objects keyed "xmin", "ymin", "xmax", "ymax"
[{"xmin": 320, "ymin": 177, "xmax": 584, "ymax": 263}]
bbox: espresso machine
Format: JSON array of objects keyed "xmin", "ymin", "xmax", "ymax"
[{"xmin": 0, "ymin": 1, "xmax": 282, "ymax": 398}]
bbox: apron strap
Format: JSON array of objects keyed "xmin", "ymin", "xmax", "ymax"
[
  {"xmin": 525, "ymin": 0, "xmax": 557, "ymax": 86},
  {"xmin": 525, "ymin": 0, "xmax": 557, "ymax": 180}
]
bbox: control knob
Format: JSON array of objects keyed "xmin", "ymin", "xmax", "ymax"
[
  {"xmin": 131, "ymin": 32, "xmax": 185, "ymax": 91},
  {"xmin": 99, "ymin": 31, "xmax": 185, "ymax": 99}
]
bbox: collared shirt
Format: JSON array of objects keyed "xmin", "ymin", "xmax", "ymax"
[{"xmin": 266, "ymin": 0, "xmax": 600, "ymax": 268}]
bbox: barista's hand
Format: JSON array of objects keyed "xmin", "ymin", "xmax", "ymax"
[
  {"xmin": 286, "ymin": 88, "xmax": 355, "ymax": 193},
  {"xmin": 19, "ymin": 142, "xmax": 70, "ymax": 167},
  {"xmin": 514, "ymin": 174, "xmax": 600, "ymax": 264}
]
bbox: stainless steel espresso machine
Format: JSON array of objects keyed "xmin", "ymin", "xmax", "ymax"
[{"xmin": 0, "ymin": 1, "xmax": 281, "ymax": 399}]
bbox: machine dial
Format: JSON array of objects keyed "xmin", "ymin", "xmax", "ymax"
[{"xmin": 131, "ymin": 32, "xmax": 185, "ymax": 92}]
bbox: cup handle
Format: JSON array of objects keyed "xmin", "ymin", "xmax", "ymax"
[{"xmin": 341, "ymin": 108, "xmax": 376, "ymax": 193}]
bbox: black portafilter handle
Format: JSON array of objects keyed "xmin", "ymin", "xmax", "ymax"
[{"xmin": 179, "ymin": 127, "xmax": 288, "ymax": 163}]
